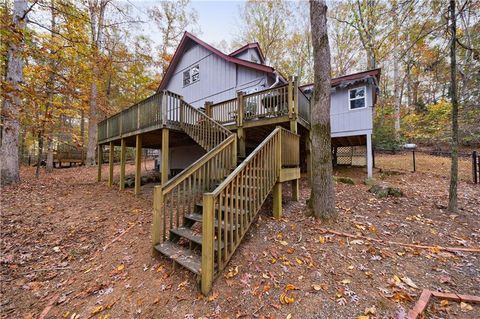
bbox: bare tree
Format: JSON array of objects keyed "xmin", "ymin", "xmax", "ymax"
[
  {"xmin": 309, "ymin": 0, "xmax": 336, "ymax": 219},
  {"xmin": 0, "ymin": 0, "xmax": 28, "ymax": 185},
  {"xmin": 448, "ymin": 0, "xmax": 458, "ymax": 213}
]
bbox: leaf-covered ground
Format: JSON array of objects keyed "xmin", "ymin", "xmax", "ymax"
[{"xmin": 1, "ymin": 163, "xmax": 479, "ymax": 319}]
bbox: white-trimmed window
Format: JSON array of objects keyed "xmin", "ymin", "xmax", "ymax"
[
  {"xmin": 348, "ymin": 86, "xmax": 366, "ymax": 110},
  {"xmin": 183, "ymin": 65, "xmax": 200, "ymax": 87}
]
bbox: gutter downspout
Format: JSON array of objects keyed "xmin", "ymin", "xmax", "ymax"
[{"xmin": 269, "ymin": 71, "xmax": 280, "ymax": 88}]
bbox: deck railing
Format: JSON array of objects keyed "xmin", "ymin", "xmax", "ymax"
[
  {"xmin": 209, "ymin": 98, "xmax": 238, "ymax": 125},
  {"xmin": 152, "ymin": 100, "xmax": 235, "ymax": 247},
  {"xmin": 208, "ymin": 77, "xmax": 310, "ymax": 128},
  {"xmin": 98, "ymin": 90, "xmax": 182, "ymax": 143},
  {"xmin": 201, "ymin": 127, "xmax": 299, "ymax": 293},
  {"xmin": 180, "ymin": 101, "xmax": 232, "ymax": 151}
]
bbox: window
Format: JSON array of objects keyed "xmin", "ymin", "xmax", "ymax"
[
  {"xmin": 348, "ymin": 87, "xmax": 366, "ymax": 110},
  {"xmin": 183, "ymin": 65, "xmax": 200, "ymax": 87},
  {"xmin": 183, "ymin": 70, "xmax": 190, "ymax": 86}
]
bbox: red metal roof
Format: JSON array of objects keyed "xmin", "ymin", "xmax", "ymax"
[
  {"xmin": 157, "ymin": 32, "xmax": 277, "ymax": 91},
  {"xmin": 229, "ymin": 42, "xmax": 266, "ymax": 64}
]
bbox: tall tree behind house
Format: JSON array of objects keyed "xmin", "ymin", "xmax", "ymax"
[
  {"xmin": 448, "ymin": 0, "xmax": 458, "ymax": 213},
  {"xmin": 0, "ymin": 0, "xmax": 28, "ymax": 185},
  {"xmin": 309, "ymin": 0, "xmax": 336, "ymax": 219}
]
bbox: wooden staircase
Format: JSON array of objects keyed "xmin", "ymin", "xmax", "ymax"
[
  {"xmin": 152, "ymin": 100, "xmax": 300, "ymax": 295},
  {"xmin": 154, "ymin": 154, "xmax": 244, "ymax": 276}
]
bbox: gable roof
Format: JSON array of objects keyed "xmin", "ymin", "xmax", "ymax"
[
  {"xmin": 157, "ymin": 32, "xmax": 278, "ymax": 91},
  {"xmin": 299, "ymin": 68, "xmax": 381, "ymax": 90},
  {"xmin": 229, "ymin": 42, "xmax": 266, "ymax": 64}
]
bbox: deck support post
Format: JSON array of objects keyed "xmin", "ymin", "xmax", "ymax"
[
  {"xmin": 97, "ymin": 144, "xmax": 103, "ymax": 182},
  {"xmin": 288, "ymin": 75, "xmax": 298, "ymax": 133},
  {"xmin": 291, "ymin": 179, "xmax": 299, "ymax": 201},
  {"xmin": 201, "ymin": 194, "xmax": 215, "ymax": 295},
  {"xmin": 366, "ymin": 132, "xmax": 373, "ymax": 178},
  {"xmin": 237, "ymin": 92, "xmax": 246, "ymax": 158},
  {"xmin": 161, "ymin": 128, "xmax": 169, "ymax": 184},
  {"xmin": 108, "ymin": 142, "xmax": 114, "ymax": 187},
  {"xmin": 119, "ymin": 138, "xmax": 126, "ymax": 191},
  {"xmin": 273, "ymin": 182, "xmax": 282, "ymax": 219},
  {"xmin": 135, "ymin": 135, "xmax": 142, "ymax": 195},
  {"xmin": 152, "ymin": 185, "xmax": 163, "ymax": 251}
]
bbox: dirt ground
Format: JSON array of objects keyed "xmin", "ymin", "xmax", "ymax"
[{"xmin": 1, "ymin": 162, "xmax": 479, "ymax": 319}]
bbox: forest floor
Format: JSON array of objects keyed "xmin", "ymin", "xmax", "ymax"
[{"xmin": 1, "ymin": 162, "xmax": 479, "ymax": 319}]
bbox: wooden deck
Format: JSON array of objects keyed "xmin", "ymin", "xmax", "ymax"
[{"xmin": 98, "ymin": 78, "xmax": 310, "ymax": 149}]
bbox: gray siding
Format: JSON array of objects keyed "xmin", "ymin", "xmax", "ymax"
[
  {"xmin": 330, "ymin": 84, "xmax": 374, "ymax": 135},
  {"xmin": 165, "ymin": 42, "xmax": 270, "ymax": 108},
  {"xmin": 232, "ymin": 48, "xmax": 262, "ymax": 64}
]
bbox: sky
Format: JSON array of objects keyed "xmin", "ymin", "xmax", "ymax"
[{"xmin": 129, "ymin": 0, "xmax": 245, "ymax": 50}]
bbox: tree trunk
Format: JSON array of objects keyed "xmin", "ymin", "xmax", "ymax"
[
  {"xmin": 86, "ymin": 0, "xmax": 107, "ymax": 166},
  {"xmin": 86, "ymin": 73, "xmax": 98, "ymax": 166},
  {"xmin": 35, "ymin": 132, "xmax": 44, "ymax": 178},
  {"xmin": 309, "ymin": 0, "xmax": 336, "ymax": 219},
  {"xmin": 448, "ymin": 0, "xmax": 458, "ymax": 213},
  {"xmin": 0, "ymin": 0, "xmax": 27, "ymax": 186},
  {"xmin": 46, "ymin": 136, "xmax": 54, "ymax": 172},
  {"xmin": 393, "ymin": 0, "xmax": 401, "ymax": 141}
]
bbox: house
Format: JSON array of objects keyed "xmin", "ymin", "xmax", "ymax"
[
  {"xmin": 153, "ymin": 32, "xmax": 379, "ymax": 178},
  {"xmin": 95, "ymin": 31, "xmax": 380, "ymax": 295},
  {"xmin": 157, "ymin": 32, "xmax": 286, "ymax": 108}
]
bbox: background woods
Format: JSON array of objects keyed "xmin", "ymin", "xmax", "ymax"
[{"xmin": 1, "ymin": 0, "xmax": 479, "ymax": 185}]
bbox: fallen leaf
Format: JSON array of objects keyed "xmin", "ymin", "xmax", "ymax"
[
  {"xmin": 280, "ymin": 293, "xmax": 295, "ymax": 304},
  {"xmin": 225, "ymin": 266, "xmax": 239, "ymax": 278},
  {"xmin": 400, "ymin": 277, "xmax": 418, "ymax": 289},
  {"xmin": 357, "ymin": 316, "xmax": 369, "ymax": 319},
  {"xmin": 460, "ymin": 302, "xmax": 473, "ymax": 312},
  {"xmin": 279, "ymin": 240, "xmax": 289, "ymax": 246},
  {"xmin": 90, "ymin": 305, "xmax": 104, "ymax": 316},
  {"xmin": 208, "ymin": 291, "xmax": 219, "ymax": 302},
  {"xmin": 285, "ymin": 284, "xmax": 297, "ymax": 291},
  {"xmin": 364, "ymin": 305, "xmax": 376, "ymax": 315},
  {"xmin": 341, "ymin": 279, "xmax": 351, "ymax": 285},
  {"xmin": 116, "ymin": 264, "xmax": 125, "ymax": 272}
]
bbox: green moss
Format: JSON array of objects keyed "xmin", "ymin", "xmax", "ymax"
[{"xmin": 335, "ymin": 176, "xmax": 355, "ymax": 185}]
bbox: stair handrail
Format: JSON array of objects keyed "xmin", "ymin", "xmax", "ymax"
[
  {"xmin": 152, "ymin": 99, "xmax": 236, "ymax": 248},
  {"xmin": 179, "ymin": 100, "xmax": 232, "ymax": 151},
  {"xmin": 201, "ymin": 127, "xmax": 299, "ymax": 293}
]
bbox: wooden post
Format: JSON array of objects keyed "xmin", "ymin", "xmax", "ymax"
[
  {"xmin": 201, "ymin": 194, "xmax": 215, "ymax": 295},
  {"xmin": 366, "ymin": 133, "xmax": 373, "ymax": 178},
  {"xmin": 205, "ymin": 101, "xmax": 212, "ymax": 117},
  {"xmin": 289, "ymin": 76, "xmax": 298, "ymax": 134},
  {"xmin": 108, "ymin": 142, "xmax": 114, "ymax": 187},
  {"xmin": 135, "ymin": 135, "xmax": 142, "ymax": 195},
  {"xmin": 152, "ymin": 185, "xmax": 163, "ymax": 248},
  {"xmin": 473, "ymin": 151, "xmax": 478, "ymax": 184},
  {"xmin": 97, "ymin": 144, "xmax": 103, "ymax": 182},
  {"xmin": 273, "ymin": 182, "xmax": 282, "ymax": 219},
  {"xmin": 119, "ymin": 138, "xmax": 126, "ymax": 190},
  {"xmin": 291, "ymin": 180, "xmax": 299, "ymax": 201},
  {"xmin": 237, "ymin": 92, "xmax": 246, "ymax": 158},
  {"xmin": 161, "ymin": 128, "xmax": 169, "ymax": 184}
]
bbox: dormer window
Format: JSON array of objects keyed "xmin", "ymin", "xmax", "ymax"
[
  {"xmin": 349, "ymin": 87, "xmax": 366, "ymax": 110},
  {"xmin": 183, "ymin": 64, "xmax": 200, "ymax": 87}
]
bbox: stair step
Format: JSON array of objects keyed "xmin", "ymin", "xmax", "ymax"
[
  {"xmin": 154, "ymin": 241, "xmax": 201, "ymax": 275},
  {"xmin": 185, "ymin": 213, "xmax": 240, "ymax": 230},
  {"xmin": 170, "ymin": 227, "xmax": 224, "ymax": 250}
]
